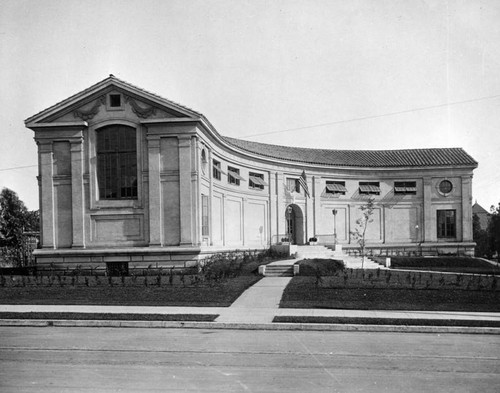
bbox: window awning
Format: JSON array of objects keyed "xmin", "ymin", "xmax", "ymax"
[
  {"xmin": 249, "ymin": 176, "xmax": 268, "ymax": 186},
  {"xmin": 405, "ymin": 186, "xmax": 417, "ymax": 192},
  {"xmin": 394, "ymin": 186, "xmax": 406, "ymax": 192},
  {"xmin": 212, "ymin": 164, "xmax": 226, "ymax": 175},
  {"xmin": 228, "ymin": 171, "xmax": 245, "ymax": 181},
  {"xmin": 359, "ymin": 184, "xmax": 381, "ymax": 193},
  {"xmin": 326, "ymin": 184, "xmax": 347, "ymax": 192}
]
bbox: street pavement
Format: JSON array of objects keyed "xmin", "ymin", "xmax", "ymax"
[{"xmin": 1, "ymin": 327, "xmax": 499, "ymax": 392}]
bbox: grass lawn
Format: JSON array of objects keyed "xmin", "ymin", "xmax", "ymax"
[
  {"xmin": 0, "ymin": 312, "xmax": 218, "ymax": 321},
  {"xmin": 280, "ymin": 269, "xmax": 500, "ymax": 312},
  {"xmin": 0, "ymin": 275, "xmax": 261, "ymax": 307},
  {"xmin": 273, "ymin": 315, "xmax": 500, "ymax": 327}
]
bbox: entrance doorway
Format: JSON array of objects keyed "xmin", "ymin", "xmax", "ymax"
[{"xmin": 285, "ymin": 204, "xmax": 304, "ymax": 245}]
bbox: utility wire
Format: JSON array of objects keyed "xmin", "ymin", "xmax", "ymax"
[
  {"xmin": 241, "ymin": 94, "xmax": 500, "ymax": 139},
  {"xmin": 1, "ymin": 94, "xmax": 499, "ymax": 172}
]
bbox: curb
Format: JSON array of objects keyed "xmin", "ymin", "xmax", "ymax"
[{"xmin": 1, "ymin": 319, "xmax": 499, "ymax": 335}]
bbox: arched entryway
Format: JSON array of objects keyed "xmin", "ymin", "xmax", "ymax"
[{"xmin": 285, "ymin": 204, "xmax": 305, "ymax": 245}]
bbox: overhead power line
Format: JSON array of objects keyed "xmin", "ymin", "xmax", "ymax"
[
  {"xmin": 0, "ymin": 164, "xmax": 38, "ymax": 172},
  {"xmin": 241, "ymin": 94, "xmax": 500, "ymax": 139}
]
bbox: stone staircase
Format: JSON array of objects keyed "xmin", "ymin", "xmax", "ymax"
[
  {"xmin": 261, "ymin": 264, "xmax": 294, "ymax": 277},
  {"xmin": 295, "ymin": 245, "xmax": 384, "ymax": 270},
  {"xmin": 260, "ymin": 245, "xmax": 385, "ymax": 277}
]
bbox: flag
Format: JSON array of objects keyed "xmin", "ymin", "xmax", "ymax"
[{"xmin": 298, "ymin": 170, "xmax": 310, "ymax": 198}]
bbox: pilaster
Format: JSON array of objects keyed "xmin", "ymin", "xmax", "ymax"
[
  {"xmin": 276, "ymin": 172, "xmax": 285, "ymax": 240},
  {"xmin": 70, "ymin": 137, "xmax": 85, "ymax": 248},
  {"xmin": 38, "ymin": 141, "xmax": 55, "ymax": 249},
  {"xmin": 269, "ymin": 171, "xmax": 278, "ymax": 245},
  {"xmin": 147, "ymin": 136, "xmax": 162, "ymax": 246},
  {"xmin": 461, "ymin": 175, "xmax": 473, "ymax": 241},
  {"xmin": 423, "ymin": 177, "xmax": 434, "ymax": 242},
  {"xmin": 178, "ymin": 135, "xmax": 194, "ymax": 245}
]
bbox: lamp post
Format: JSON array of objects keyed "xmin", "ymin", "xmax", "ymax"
[{"xmin": 332, "ymin": 209, "xmax": 338, "ymax": 245}]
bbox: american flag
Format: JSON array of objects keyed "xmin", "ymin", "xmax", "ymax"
[{"xmin": 298, "ymin": 170, "xmax": 310, "ymax": 198}]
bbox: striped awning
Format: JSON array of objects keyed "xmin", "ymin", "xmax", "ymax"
[
  {"xmin": 228, "ymin": 171, "xmax": 245, "ymax": 181},
  {"xmin": 326, "ymin": 183, "xmax": 347, "ymax": 192},
  {"xmin": 212, "ymin": 164, "xmax": 226, "ymax": 175},
  {"xmin": 395, "ymin": 186, "xmax": 416, "ymax": 192},
  {"xmin": 359, "ymin": 184, "xmax": 381, "ymax": 193},
  {"xmin": 249, "ymin": 176, "xmax": 268, "ymax": 186}
]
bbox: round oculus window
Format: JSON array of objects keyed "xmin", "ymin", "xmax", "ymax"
[{"xmin": 438, "ymin": 180, "xmax": 453, "ymax": 194}]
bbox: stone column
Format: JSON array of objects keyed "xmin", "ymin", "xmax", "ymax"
[
  {"xmin": 423, "ymin": 177, "xmax": 434, "ymax": 242},
  {"xmin": 38, "ymin": 141, "xmax": 55, "ymax": 249},
  {"xmin": 70, "ymin": 137, "xmax": 85, "ymax": 248},
  {"xmin": 147, "ymin": 136, "xmax": 162, "ymax": 246},
  {"xmin": 178, "ymin": 135, "xmax": 193, "ymax": 246},
  {"xmin": 461, "ymin": 175, "xmax": 473, "ymax": 241}
]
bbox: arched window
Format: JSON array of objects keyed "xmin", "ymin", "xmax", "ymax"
[{"xmin": 96, "ymin": 125, "xmax": 137, "ymax": 199}]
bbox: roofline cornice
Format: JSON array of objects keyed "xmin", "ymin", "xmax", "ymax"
[{"xmin": 26, "ymin": 121, "xmax": 88, "ymax": 130}]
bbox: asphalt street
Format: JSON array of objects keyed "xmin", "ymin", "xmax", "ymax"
[{"xmin": 0, "ymin": 327, "xmax": 499, "ymax": 392}]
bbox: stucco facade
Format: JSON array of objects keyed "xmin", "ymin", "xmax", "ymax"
[{"xmin": 26, "ymin": 76, "xmax": 478, "ymax": 269}]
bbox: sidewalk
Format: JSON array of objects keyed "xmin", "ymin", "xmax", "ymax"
[{"xmin": 1, "ymin": 275, "xmax": 500, "ymax": 334}]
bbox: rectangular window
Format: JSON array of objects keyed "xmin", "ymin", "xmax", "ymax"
[
  {"xmin": 249, "ymin": 172, "xmax": 267, "ymax": 190},
  {"xmin": 97, "ymin": 125, "xmax": 137, "ymax": 199},
  {"xmin": 286, "ymin": 178, "xmax": 301, "ymax": 194},
  {"xmin": 201, "ymin": 194, "xmax": 209, "ymax": 237},
  {"xmin": 213, "ymin": 160, "xmax": 221, "ymax": 180},
  {"xmin": 326, "ymin": 181, "xmax": 347, "ymax": 195},
  {"xmin": 359, "ymin": 181, "xmax": 380, "ymax": 195},
  {"xmin": 394, "ymin": 181, "xmax": 417, "ymax": 195},
  {"xmin": 437, "ymin": 210, "xmax": 456, "ymax": 238},
  {"xmin": 228, "ymin": 166, "xmax": 243, "ymax": 186}
]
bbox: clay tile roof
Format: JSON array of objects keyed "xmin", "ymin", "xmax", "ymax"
[{"xmin": 223, "ymin": 137, "xmax": 478, "ymax": 168}]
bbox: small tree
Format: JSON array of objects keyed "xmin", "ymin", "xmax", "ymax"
[
  {"xmin": 350, "ymin": 198, "xmax": 375, "ymax": 269},
  {"xmin": 488, "ymin": 203, "xmax": 500, "ymax": 260},
  {"xmin": 0, "ymin": 188, "xmax": 39, "ymax": 266},
  {"xmin": 473, "ymin": 213, "xmax": 490, "ymax": 258}
]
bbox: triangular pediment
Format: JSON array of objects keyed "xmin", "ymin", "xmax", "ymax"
[{"xmin": 25, "ymin": 75, "xmax": 200, "ymax": 125}]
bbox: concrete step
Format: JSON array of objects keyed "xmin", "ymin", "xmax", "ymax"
[{"xmin": 263, "ymin": 265, "xmax": 294, "ymax": 277}]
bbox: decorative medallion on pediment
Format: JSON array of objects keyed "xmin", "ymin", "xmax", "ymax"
[
  {"xmin": 124, "ymin": 95, "xmax": 157, "ymax": 118},
  {"xmin": 73, "ymin": 96, "xmax": 106, "ymax": 120}
]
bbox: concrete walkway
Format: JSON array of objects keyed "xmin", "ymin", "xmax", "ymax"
[{"xmin": 216, "ymin": 277, "xmax": 292, "ymax": 323}]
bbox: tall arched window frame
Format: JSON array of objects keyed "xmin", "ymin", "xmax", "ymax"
[{"xmin": 96, "ymin": 125, "xmax": 138, "ymax": 200}]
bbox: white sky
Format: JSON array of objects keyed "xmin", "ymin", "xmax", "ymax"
[{"xmin": 1, "ymin": 0, "xmax": 499, "ymax": 211}]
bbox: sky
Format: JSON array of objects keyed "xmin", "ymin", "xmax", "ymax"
[{"xmin": 1, "ymin": 0, "xmax": 499, "ymax": 211}]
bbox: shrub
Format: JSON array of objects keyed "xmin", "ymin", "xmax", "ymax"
[{"xmin": 296, "ymin": 259, "xmax": 345, "ymax": 276}]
